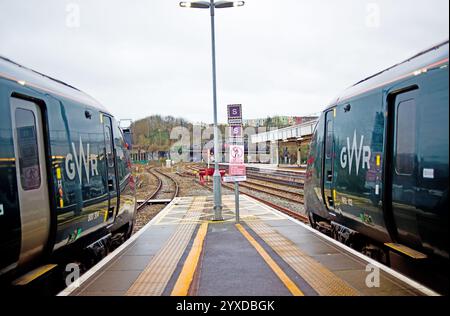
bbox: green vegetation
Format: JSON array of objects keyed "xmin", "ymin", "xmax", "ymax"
[{"xmin": 131, "ymin": 115, "xmax": 192, "ymax": 153}]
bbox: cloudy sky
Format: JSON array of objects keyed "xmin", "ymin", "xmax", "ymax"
[{"xmin": 0, "ymin": 0, "xmax": 448, "ymax": 124}]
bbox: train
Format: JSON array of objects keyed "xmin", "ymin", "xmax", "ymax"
[
  {"xmin": 0, "ymin": 56, "xmax": 136, "ymax": 284},
  {"xmin": 305, "ymin": 40, "xmax": 449, "ymax": 266}
]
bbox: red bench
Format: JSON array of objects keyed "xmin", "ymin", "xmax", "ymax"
[{"xmin": 199, "ymin": 168, "xmax": 226, "ymax": 184}]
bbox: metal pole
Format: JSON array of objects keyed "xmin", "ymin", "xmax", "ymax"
[
  {"xmin": 210, "ymin": 0, "xmax": 223, "ymax": 220},
  {"xmin": 234, "ymin": 181, "xmax": 240, "ymax": 223}
]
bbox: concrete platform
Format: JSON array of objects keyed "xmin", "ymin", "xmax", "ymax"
[{"xmin": 59, "ymin": 195, "xmax": 438, "ymax": 296}]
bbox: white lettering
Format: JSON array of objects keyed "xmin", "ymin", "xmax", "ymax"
[
  {"xmin": 65, "ymin": 153, "xmax": 76, "ymax": 180},
  {"xmin": 90, "ymin": 154, "xmax": 98, "ymax": 177},
  {"xmin": 363, "ymin": 145, "xmax": 371, "ymax": 170},
  {"xmin": 340, "ymin": 130, "xmax": 372, "ymax": 176},
  {"xmin": 65, "ymin": 138, "xmax": 98, "ymax": 184},
  {"xmin": 65, "ymin": 263, "xmax": 80, "ymax": 288},
  {"xmin": 365, "ymin": 264, "xmax": 380, "ymax": 288},
  {"xmin": 340, "ymin": 147, "xmax": 347, "ymax": 169}
]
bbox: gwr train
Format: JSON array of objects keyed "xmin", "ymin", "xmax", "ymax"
[
  {"xmin": 305, "ymin": 40, "xmax": 449, "ymax": 265},
  {"xmin": 0, "ymin": 56, "xmax": 136, "ymax": 283}
]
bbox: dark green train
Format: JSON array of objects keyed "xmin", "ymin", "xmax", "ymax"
[
  {"xmin": 0, "ymin": 56, "xmax": 136, "ymax": 283},
  {"xmin": 305, "ymin": 40, "xmax": 449, "ymax": 265}
]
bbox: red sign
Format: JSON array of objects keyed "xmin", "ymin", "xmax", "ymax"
[{"xmin": 229, "ymin": 164, "xmax": 246, "ymax": 176}]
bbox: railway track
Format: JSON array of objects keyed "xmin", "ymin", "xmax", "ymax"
[
  {"xmin": 246, "ymin": 171, "xmax": 304, "ymax": 189},
  {"xmin": 137, "ymin": 168, "xmax": 179, "ymax": 211},
  {"xmin": 185, "ymin": 165, "xmax": 304, "ymax": 203},
  {"xmin": 183, "ymin": 165, "xmax": 308, "ymax": 223}
]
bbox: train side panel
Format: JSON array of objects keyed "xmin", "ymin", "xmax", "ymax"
[
  {"xmin": 332, "ymin": 90, "xmax": 390, "ymax": 243},
  {"xmin": 0, "ymin": 80, "xmax": 22, "ymax": 275},
  {"xmin": 306, "ymin": 45, "xmax": 449, "ymax": 259},
  {"xmin": 385, "ymin": 63, "xmax": 449, "ymax": 258},
  {"xmin": 0, "ymin": 70, "xmax": 136, "ymax": 279},
  {"xmin": 47, "ymin": 97, "xmax": 112, "ymax": 250}
]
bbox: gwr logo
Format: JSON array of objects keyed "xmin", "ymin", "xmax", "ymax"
[
  {"xmin": 340, "ymin": 130, "xmax": 371, "ymax": 175},
  {"xmin": 65, "ymin": 138, "xmax": 99, "ymax": 184}
]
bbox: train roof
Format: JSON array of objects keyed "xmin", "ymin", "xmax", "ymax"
[
  {"xmin": 328, "ymin": 39, "xmax": 449, "ymax": 108},
  {"xmin": 0, "ymin": 56, "xmax": 110, "ymax": 114}
]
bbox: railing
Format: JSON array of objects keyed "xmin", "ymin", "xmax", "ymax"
[{"xmin": 250, "ymin": 119, "xmax": 318, "ymax": 144}]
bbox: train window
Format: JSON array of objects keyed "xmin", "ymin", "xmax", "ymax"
[
  {"xmin": 105, "ymin": 127, "xmax": 114, "ymax": 168},
  {"xmin": 396, "ymin": 99, "xmax": 416, "ymax": 175},
  {"xmin": 113, "ymin": 122, "xmax": 129, "ymax": 182},
  {"xmin": 15, "ymin": 108, "xmax": 41, "ymax": 190},
  {"xmin": 325, "ymin": 118, "xmax": 333, "ymax": 158}
]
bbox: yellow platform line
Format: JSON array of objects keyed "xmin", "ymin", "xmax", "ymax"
[
  {"xmin": 171, "ymin": 222, "xmax": 209, "ymax": 296},
  {"xmin": 126, "ymin": 197, "xmax": 206, "ymax": 296},
  {"xmin": 236, "ymin": 224, "xmax": 304, "ymax": 296},
  {"xmin": 246, "ymin": 220, "xmax": 360, "ymax": 296}
]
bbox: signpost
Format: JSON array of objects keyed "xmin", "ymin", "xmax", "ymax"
[{"xmin": 226, "ymin": 104, "xmax": 245, "ymax": 223}]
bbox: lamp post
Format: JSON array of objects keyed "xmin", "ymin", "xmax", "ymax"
[{"xmin": 180, "ymin": 0, "xmax": 245, "ymax": 221}]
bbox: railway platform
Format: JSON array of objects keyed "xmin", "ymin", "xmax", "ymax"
[
  {"xmin": 220, "ymin": 163, "xmax": 306, "ymax": 174},
  {"xmin": 59, "ymin": 195, "xmax": 437, "ymax": 296}
]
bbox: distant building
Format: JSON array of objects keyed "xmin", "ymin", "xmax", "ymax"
[{"xmin": 243, "ymin": 116, "xmax": 318, "ymax": 128}]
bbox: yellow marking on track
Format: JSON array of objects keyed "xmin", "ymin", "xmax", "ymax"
[
  {"xmin": 236, "ymin": 224, "xmax": 304, "ymax": 296},
  {"xmin": 171, "ymin": 222, "xmax": 208, "ymax": 296}
]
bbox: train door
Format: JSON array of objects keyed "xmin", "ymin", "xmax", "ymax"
[
  {"xmin": 10, "ymin": 97, "xmax": 50, "ymax": 266},
  {"xmin": 103, "ymin": 115, "xmax": 119, "ymax": 223},
  {"xmin": 389, "ymin": 90, "xmax": 421, "ymax": 245},
  {"xmin": 323, "ymin": 109, "xmax": 335, "ymax": 210}
]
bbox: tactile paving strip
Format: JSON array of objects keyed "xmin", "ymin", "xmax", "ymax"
[
  {"xmin": 222, "ymin": 196, "xmax": 285, "ymax": 222},
  {"xmin": 246, "ymin": 219, "xmax": 360, "ymax": 296},
  {"xmin": 126, "ymin": 196, "xmax": 206, "ymax": 296}
]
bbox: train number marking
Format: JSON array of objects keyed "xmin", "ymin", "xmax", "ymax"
[
  {"xmin": 88, "ymin": 211, "xmax": 100, "ymax": 222},
  {"xmin": 340, "ymin": 130, "xmax": 371, "ymax": 175}
]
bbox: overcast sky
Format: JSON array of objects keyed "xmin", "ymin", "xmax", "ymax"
[{"xmin": 0, "ymin": 0, "xmax": 448, "ymax": 124}]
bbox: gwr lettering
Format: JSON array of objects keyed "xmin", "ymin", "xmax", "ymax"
[
  {"xmin": 340, "ymin": 130, "xmax": 371, "ymax": 175},
  {"xmin": 65, "ymin": 138, "xmax": 98, "ymax": 183}
]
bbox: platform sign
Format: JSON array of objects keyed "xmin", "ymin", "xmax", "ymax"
[
  {"xmin": 230, "ymin": 125, "xmax": 243, "ymax": 138},
  {"xmin": 227, "ymin": 104, "xmax": 242, "ymax": 125},
  {"xmin": 229, "ymin": 164, "xmax": 246, "ymax": 176},
  {"xmin": 229, "ymin": 145, "xmax": 245, "ymax": 164},
  {"xmin": 227, "ymin": 104, "xmax": 245, "ymax": 223},
  {"xmin": 224, "ymin": 175, "xmax": 247, "ymax": 183}
]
